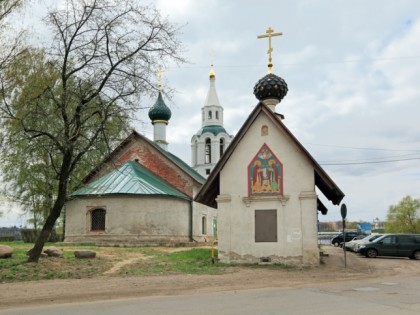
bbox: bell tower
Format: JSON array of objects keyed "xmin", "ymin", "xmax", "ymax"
[{"xmin": 191, "ymin": 64, "xmax": 233, "ymax": 177}]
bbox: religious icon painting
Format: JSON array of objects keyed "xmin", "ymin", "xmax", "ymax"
[
  {"xmin": 248, "ymin": 143, "xmax": 283, "ymax": 196},
  {"xmin": 261, "ymin": 125, "xmax": 268, "ymax": 136}
]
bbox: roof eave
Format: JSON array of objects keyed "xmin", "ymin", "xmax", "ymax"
[
  {"xmin": 69, "ymin": 193, "xmax": 191, "ymax": 201},
  {"xmin": 195, "ymin": 102, "xmax": 345, "ymax": 208},
  {"xmin": 81, "ymin": 130, "xmax": 206, "ymax": 186}
]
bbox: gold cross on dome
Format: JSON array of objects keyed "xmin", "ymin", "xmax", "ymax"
[
  {"xmin": 257, "ymin": 27, "xmax": 283, "ymax": 73},
  {"xmin": 209, "ymin": 49, "xmax": 216, "ymax": 78},
  {"xmin": 157, "ymin": 66, "xmax": 164, "ymax": 91}
]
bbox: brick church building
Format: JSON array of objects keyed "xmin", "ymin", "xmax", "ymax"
[{"xmin": 64, "ymin": 68, "xmax": 227, "ymax": 245}]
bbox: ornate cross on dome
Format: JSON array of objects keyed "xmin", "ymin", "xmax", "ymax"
[
  {"xmin": 157, "ymin": 66, "xmax": 164, "ymax": 91},
  {"xmin": 209, "ymin": 49, "xmax": 216, "ymax": 78},
  {"xmin": 257, "ymin": 27, "xmax": 283, "ymax": 74}
]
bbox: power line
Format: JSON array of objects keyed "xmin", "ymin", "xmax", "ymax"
[
  {"xmin": 306, "ymin": 142, "xmax": 420, "ymax": 153},
  {"xmin": 165, "ymin": 55, "xmax": 420, "ymax": 71},
  {"xmin": 320, "ymin": 157, "xmax": 420, "ymax": 166},
  {"xmin": 306, "ymin": 142, "xmax": 420, "ymax": 165},
  {"xmin": 318, "ymin": 152, "xmax": 420, "ymax": 164}
]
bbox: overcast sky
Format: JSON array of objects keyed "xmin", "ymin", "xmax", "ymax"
[{"xmin": 1, "ymin": 0, "xmax": 420, "ymax": 226}]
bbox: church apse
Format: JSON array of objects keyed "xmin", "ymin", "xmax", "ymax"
[{"xmin": 248, "ymin": 143, "xmax": 283, "ymax": 196}]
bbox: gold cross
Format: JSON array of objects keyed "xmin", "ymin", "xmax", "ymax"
[
  {"xmin": 209, "ymin": 49, "xmax": 216, "ymax": 78},
  {"xmin": 157, "ymin": 66, "xmax": 164, "ymax": 91},
  {"xmin": 257, "ymin": 27, "xmax": 283, "ymax": 73}
]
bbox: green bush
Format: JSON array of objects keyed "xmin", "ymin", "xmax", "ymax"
[
  {"xmin": 47, "ymin": 230, "xmax": 62, "ymax": 242},
  {"xmin": 20, "ymin": 229, "xmax": 39, "ymax": 243},
  {"xmin": 19, "ymin": 229, "xmax": 62, "ymax": 243},
  {"xmin": 0, "ymin": 236, "xmax": 15, "ymax": 242}
]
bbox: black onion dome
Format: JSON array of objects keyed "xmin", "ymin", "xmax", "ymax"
[
  {"xmin": 148, "ymin": 92, "xmax": 172, "ymax": 122},
  {"xmin": 253, "ymin": 73, "xmax": 288, "ymax": 102}
]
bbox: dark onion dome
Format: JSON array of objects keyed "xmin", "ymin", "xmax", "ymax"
[
  {"xmin": 148, "ymin": 91, "xmax": 172, "ymax": 123},
  {"xmin": 195, "ymin": 125, "xmax": 228, "ymax": 137},
  {"xmin": 253, "ymin": 73, "xmax": 288, "ymax": 102}
]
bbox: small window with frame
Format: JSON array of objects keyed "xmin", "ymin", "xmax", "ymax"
[{"xmin": 91, "ymin": 208, "xmax": 106, "ymax": 231}]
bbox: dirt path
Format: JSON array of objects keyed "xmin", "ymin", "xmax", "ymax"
[
  {"xmin": 1, "ymin": 246, "xmax": 419, "ymax": 310},
  {"xmin": 102, "ymin": 254, "xmax": 150, "ymax": 275}
]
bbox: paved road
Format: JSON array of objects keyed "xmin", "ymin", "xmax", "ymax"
[{"xmin": 1, "ymin": 275, "xmax": 419, "ymax": 315}]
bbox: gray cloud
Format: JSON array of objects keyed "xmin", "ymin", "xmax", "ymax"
[{"xmin": 4, "ymin": 0, "xmax": 420, "ymax": 224}]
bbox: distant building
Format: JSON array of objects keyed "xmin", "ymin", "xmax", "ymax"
[
  {"xmin": 357, "ymin": 222, "xmax": 372, "ymax": 234},
  {"xmin": 373, "ymin": 218, "xmax": 385, "ymax": 230}
]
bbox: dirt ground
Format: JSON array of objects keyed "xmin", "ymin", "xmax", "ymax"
[{"xmin": 1, "ymin": 246, "xmax": 420, "ymax": 310}]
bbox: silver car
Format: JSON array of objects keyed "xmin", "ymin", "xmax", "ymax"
[{"xmin": 349, "ymin": 234, "xmax": 383, "ymax": 252}]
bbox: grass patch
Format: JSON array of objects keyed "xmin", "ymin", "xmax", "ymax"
[
  {"xmin": 0, "ymin": 242, "xmax": 228, "ymax": 282},
  {"xmin": 0, "ymin": 242, "xmax": 112, "ymax": 282},
  {"xmin": 1, "ymin": 242, "xmax": 303, "ymax": 282},
  {"xmin": 118, "ymin": 248, "xmax": 227, "ymax": 276}
]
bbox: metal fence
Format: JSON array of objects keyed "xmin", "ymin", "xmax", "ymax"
[
  {"xmin": 318, "ymin": 232, "xmax": 340, "ymax": 246},
  {"xmin": 0, "ymin": 227, "xmax": 22, "ymax": 241}
]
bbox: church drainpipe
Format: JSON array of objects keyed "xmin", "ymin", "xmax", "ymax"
[{"xmin": 189, "ymin": 200, "xmax": 193, "ymax": 242}]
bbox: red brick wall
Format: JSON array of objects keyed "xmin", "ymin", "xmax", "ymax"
[{"xmin": 101, "ymin": 138, "xmax": 194, "ymax": 198}]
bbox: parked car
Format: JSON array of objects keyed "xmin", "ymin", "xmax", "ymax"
[
  {"xmin": 357, "ymin": 234, "xmax": 420, "ymax": 259},
  {"xmin": 346, "ymin": 234, "xmax": 382, "ymax": 252},
  {"xmin": 331, "ymin": 231, "xmax": 360, "ymax": 247},
  {"xmin": 344, "ymin": 235, "xmax": 366, "ymax": 251}
]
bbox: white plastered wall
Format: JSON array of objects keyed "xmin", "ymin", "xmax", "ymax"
[
  {"xmin": 217, "ymin": 113, "xmax": 319, "ymax": 265},
  {"xmin": 65, "ymin": 196, "xmax": 191, "ymax": 244}
]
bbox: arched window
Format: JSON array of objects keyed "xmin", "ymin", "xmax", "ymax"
[
  {"xmin": 194, "ymin": 140, "xmax": 198, "ymax": 166},
  {"xmin": 205, "ymin": 138, "xmax": 211, "ymax": 164},
  {"xmin": 91, "ymin": 208, "xmax": 106, "ymax": 231},
  {"xmin": 215, "ymin": 111, "xmax": 219, "ymax": 120},
  {"xmin": 220, "ymin": 138, "xmax": 225, "ymax": 156},
  {"xmin": 208, "ymin": 111, "xmax": 212, "ymax": 119},
  {"xmin": 202, "ymin": 216, "xmax": 207, "ymax": 235}
]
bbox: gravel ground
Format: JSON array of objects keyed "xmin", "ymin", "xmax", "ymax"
[{"xmin": 1, "ymin": 246, "xmax": 419, "ymax": 310}]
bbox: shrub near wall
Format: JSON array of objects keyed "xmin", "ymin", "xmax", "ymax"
[
  {"xmin": 0, "ymin": 236, "xmax": 15, "ymax": 242},
  {"xmin": 20, "ymin": 229, "xmax": 62, "ymax": 243},
  {"xmin": 0, "ymin": 227, "xmax": 21, "ymax": 241},
  {"xmin": 20, "ymin": 229, "xmax": 39, "ymax": 243}
]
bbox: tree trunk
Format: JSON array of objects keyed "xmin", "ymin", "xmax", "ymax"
[
  {"xmin": 27, "ymin": 156, "xmax": 70, "ymax": 263},
  {"xmin": 27, "ymin": 204, "xmax": 63, "ymax": 262}
]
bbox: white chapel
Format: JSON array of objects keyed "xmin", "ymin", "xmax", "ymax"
[{"xmin": 195, "ymin": 28, "xmax": 345, "ymax": 266}]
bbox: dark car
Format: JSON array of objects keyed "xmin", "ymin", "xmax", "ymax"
[
  {"xmin": 357, "ymin": 234, "xmax": 420, "ymax": 260},
  {"xmin": 331, "ymin": 231, "xmax": 360, "ymax": 247}
]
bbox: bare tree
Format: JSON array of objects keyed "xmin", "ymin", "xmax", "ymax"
[
  {"xmin": 0, "ymin": 0, "xmax": 24, "ymax": 70},
  {"xmin": 0, "ymin": 0, "xmax": 21, "ymax": 20},
  {"xmin": 0, "ymin": 0, "xmax": 184, "ymax": 262}
]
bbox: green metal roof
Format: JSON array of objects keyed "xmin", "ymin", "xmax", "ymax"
[
  {"xmin": 71, "ymin": 160, "xmax": 190, "ymax": 200},
  {"xmin": 195, "ymin": 125, "xmax": 228, "ymax": 137},
  {"xmin": 80, "ymin": 130, "xmax": 206, "ymax": 186}
]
